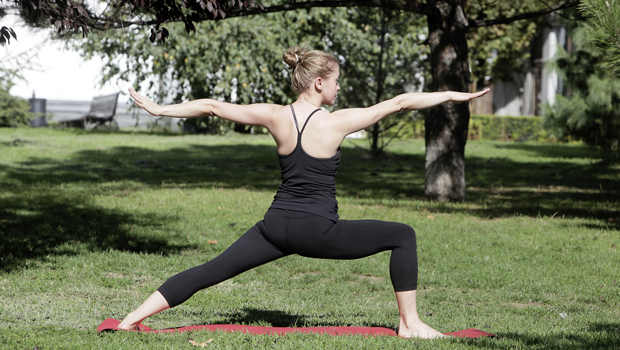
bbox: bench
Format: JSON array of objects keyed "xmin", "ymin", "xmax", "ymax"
[{"xmin": 60, "ymin": 92, "xmax": 120, "ymax": 129}]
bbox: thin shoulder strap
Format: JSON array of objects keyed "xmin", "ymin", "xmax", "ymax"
[
  {"xmin": 299, "ymin": 108, "xmax": 322, "ymax": 135},
  {"xmin": 289, "ymin": 105, "xmax": 300, "ymax": 133}
]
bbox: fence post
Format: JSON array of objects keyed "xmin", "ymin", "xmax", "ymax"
[{"xmin": 29, "ymin": 91, "xmax": 48, "ymax": 127}]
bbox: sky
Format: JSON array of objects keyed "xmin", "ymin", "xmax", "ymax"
[{"xmin": 1, "ymin": 13, "xmax": 126, "ymax": 101}]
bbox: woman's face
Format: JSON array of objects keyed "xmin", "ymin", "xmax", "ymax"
[{"xmin": 321, "ymin": 66, "xmax": 340, "ymax": 106}]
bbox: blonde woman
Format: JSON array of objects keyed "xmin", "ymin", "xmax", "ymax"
[{"xmin": 121, "ymin": 47, "xmax": 489, "ymax": 338}]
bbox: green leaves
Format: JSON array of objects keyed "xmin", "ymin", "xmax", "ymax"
[
  {"xmin": 71, "ymin": 6, "xmax": 428, "ymax": 136},
  {"xmin": 0, "ymin": 78, "xmax": 33, "ymax": 127},
  {"xmin": 579, "ymin": 0, "xmax": 620, "ymax": 76},
  {"xmin": 466, "ymin": 1, "xmax": 544, "ymax": 87}
]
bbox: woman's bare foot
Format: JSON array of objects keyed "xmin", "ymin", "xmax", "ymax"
[
  {"xmin": 116, "ymin": 291, "xmax": 170, "ymax": 331},
  {"xmin": 398, "ymin": 319, "xmax": 447, "ymax": 339},
  {"xmin": 118, "ymin": 312, "xmax": 141, "ymax": 331}
]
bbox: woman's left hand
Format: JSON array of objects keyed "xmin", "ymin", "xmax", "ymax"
[
  {"xmin": 449, "ymin": 88, "xmax": 490, "ymax": 102},
  {"xmin": 129, "ymin": 87, "xmax": 163, "ymax": 116}
]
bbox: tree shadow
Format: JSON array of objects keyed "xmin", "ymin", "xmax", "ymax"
[
  {"xmin": 209, "ymin": 307, "xmax": 394, "ymax": 329},
  {"xmin": 2, "ymin": 142, "xmax": 618, "ymax": 231},
  {"xmin": 463, "ymin": 322, "xmax": 619, "ymax": 350},
  {"xmin": 2, "ymin": 144, "xmax": 280, "ymax": 190},
  {"xmin": 0, "ymin": 188, "xmax": 195, "ymax": 272}
]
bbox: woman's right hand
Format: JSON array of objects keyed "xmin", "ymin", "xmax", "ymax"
[
  {"xmin": 129, "ymin": 87, "xmax": 163, "ymax": 116},
  {"xmin": 448, "ymin": 88, "xmax": 491, "ymax": 102}
]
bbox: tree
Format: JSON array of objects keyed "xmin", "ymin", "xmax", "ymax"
[
  {"xmin": 579, "ymin": 0, "xmax": 620, "ymax": 76},
  {"xmin": 336, "ymin": 7, "xmax": 428, "ymax": 155},
  {"xmin": 423, "ymin": 0, "xmax": 578, "ymax": 200},
  {"xmin": 74, "ymin": 13, "xmax": 293, "ymax": 133},
  {"xmin": 1, "ymin": 0, "xmax": 580, "ymax": 200},
  {"xmin": 73, "ymin": 6, "xmax": 428, "ymax": 143},
  {"xmin": 466, "ymin": 2, "xmax": 545, "ymax": 91},
  {"xmin": 0, "ymin": 47, "xmax": 38, "ymax": 127}
]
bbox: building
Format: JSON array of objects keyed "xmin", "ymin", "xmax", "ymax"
[{"xmin": 472, "ymin": 18, "xmax": 568, "ymax": 117}]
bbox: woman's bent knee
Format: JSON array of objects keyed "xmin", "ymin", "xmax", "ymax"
[{"xmin": 398, "ymin": 224, "xmax": 417, "ymax": 247}]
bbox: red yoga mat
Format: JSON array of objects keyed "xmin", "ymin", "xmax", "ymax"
[{"xmin": 97, "ymin": 318, "xmax": 495, "ymax": 338}]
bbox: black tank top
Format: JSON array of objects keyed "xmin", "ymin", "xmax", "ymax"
[{"xmin": 269, "ymin": 105, "xmax": 342, "ymax": 222}]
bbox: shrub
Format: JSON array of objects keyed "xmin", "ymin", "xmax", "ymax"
[
  {"xmin": 0, "ymin": 79, "xmax": 33, "ymax": 127},
  {"xmin": 385, "ymin": 114, "xmax": 551, "ymax": 142},
  {"xmin": 468, "ymin": 114, "xmax": 551, "ymax": 142},
  {"xmin": 0, "ymin": 91, "xmax": 33, "ymax": 127}
]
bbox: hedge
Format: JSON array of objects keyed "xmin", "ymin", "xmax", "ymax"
[{"xmin": 387, "ymin": 114, "xmax": 554, "ymax": 142}]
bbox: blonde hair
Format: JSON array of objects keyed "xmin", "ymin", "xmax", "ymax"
[{"xmin": 283, "ymin": 47, "xmax": 339, "ymax": 94}]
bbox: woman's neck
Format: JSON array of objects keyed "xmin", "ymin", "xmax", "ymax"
[{"xmin": 296, "ymin": 92, "xmax": 323, "ymax": 109}]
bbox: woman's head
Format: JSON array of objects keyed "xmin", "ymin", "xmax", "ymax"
[{"xmin": 283, "ymin": 47, "xmax": 340, "ymax": 103}]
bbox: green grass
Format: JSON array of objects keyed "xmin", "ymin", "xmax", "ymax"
[{"xmin": 1, "ymin": 128, "xmax": 618, "ymax": 349}]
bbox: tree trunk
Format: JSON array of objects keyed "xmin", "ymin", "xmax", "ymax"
[
  {"xmin": 424, "ymin": 1, "xmax": 470, "ymax": 201},
  {"xmin": 370, "ymin": 7, "xmax": 388, "ymax": 156}
]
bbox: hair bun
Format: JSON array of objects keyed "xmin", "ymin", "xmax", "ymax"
[
  {"xmin": 282, "ymin": 47, "xmax": 339, "ymax": 94},
  {"xmin": 283, "ymin": 47, "xmax": 308, "ymax": 70}
]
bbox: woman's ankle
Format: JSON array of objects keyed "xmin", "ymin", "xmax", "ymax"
[{"xmin": 399, "ymin": 315, "xmax": 422, "ymax": 329}]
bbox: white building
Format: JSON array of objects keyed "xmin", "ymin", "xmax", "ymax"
[{"xmin": 474, "ymin": 18, "xmax": 568, "ymax": 117}]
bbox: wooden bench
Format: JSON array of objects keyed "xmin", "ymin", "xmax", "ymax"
[{"xmin": 60, "ymin": 92, "xmax": 120, "ymax": 129}]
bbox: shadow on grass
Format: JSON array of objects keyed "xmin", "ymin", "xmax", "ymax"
[
  {"xmin": 2, "ymin": 144, "xmax": 280, "ymax": 190},
  {"xmin": 0, "ymin": 189, "xmax": 195, "ymax": 272},
  {"xmin": 210, "ymin": 307, "xmax": 394, "ymax": 329},
  {"xmin": 465, "ymin": 322, "xmax": 619, "ymax": 350},
  {"xmin": 2, "ymin": 142, "xmax": 618, "ymax": 230}
]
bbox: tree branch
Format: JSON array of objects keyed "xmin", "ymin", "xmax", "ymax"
[
  {"xmin": 89, "ymin": 0, "xmax": 426, "ymax": 30},
  {"xmin": 221, "ymin": 0, "xmax": 426, "ymax": 18},
  {"xmin": 469, "ymin": 1, "xmax": 579, "ymax": 28}
]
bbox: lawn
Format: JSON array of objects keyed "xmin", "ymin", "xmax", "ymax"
[{"xmin": 0, "ymin": 128, "xmax": 618, "ymax": 349}]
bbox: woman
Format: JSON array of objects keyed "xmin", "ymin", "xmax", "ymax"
[{"xmin": 120, "ymin": 47, "xmax": 489, "ymax": 339}]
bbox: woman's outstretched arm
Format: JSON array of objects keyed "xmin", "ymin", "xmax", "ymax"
[
  {"xmin": 331, "ymin": 89, "xmax": 490, "ymax": 136},
  {"xmin": 128, "ymin": 87, "xmax": 279, "ymax": 128}
]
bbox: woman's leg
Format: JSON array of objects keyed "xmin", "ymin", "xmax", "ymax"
[
  {"xmin": 118, "ymin": 220, "xmax": 287, "ymax": 330},
  {"xmin": 286, "ymin": 215, "xmax": 444, "ymax": 338}
]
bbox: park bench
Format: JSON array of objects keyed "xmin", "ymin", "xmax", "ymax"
[{"xmin": 59, "ymin": 92, "xmax": 120, "ymax": 129}]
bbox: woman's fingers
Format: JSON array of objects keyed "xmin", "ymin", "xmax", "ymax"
[
  {"xmin": 474, "ymin": 88, "xmax": 491, "ymax": 98},
  {"xmin": 129, "ymin": 88, "xmax": 140, "ymax": 104},
  {"xmin": 129, "ymin": 88, "xmax": 146, "ymax": 105},
  {"xmin": 128, "ymin": 88, "xmax": 161, "ymax": 116},
  {"xmin": 129, "ymin": 88, "xmax": 144, "ymax": 107},
  {"xmin": 129, "ymin": 88, "xmax": 148, "ymax": 108},
  {"xmin": 451, "ymin": 88, "xmax": 490, "ymax": 102}
]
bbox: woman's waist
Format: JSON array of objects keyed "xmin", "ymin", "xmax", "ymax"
[
  {"xmin": 268, "ymin": 199, "xmax": 339, "ymax": 222},
  {"xmin": 275, "ymin": 183, "xmax": 336, "ymax": 197},
  {"xmin": 272, "ymin": 189, "xmax": 336, "ymax": 202}
]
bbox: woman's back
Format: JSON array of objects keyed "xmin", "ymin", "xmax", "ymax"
[
  {"xmin": 268, "ymin": 104, "xmax": 343, "ymax": 222},
  {"xmin": 268, "ymin": 102, "xmax": 344, "ymax": 159}
]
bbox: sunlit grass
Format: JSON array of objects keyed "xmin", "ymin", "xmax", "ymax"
[{"xmin": 0, "ymin": 128, "xmax": 618, "ymax": 349}]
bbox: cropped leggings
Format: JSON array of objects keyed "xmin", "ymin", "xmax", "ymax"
[{"xmin": 158, "ymin": 208, "xmax": 418, "ymax": 307}]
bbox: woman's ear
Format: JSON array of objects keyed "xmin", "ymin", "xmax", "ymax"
[{"xmin": 314, "ymin": 77, "xmax": 324, "ymax": 92}]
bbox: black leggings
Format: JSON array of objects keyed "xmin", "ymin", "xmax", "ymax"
[{"xmin": 158, "ymin": 208, "xmax": 418, "ymax": 307}]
